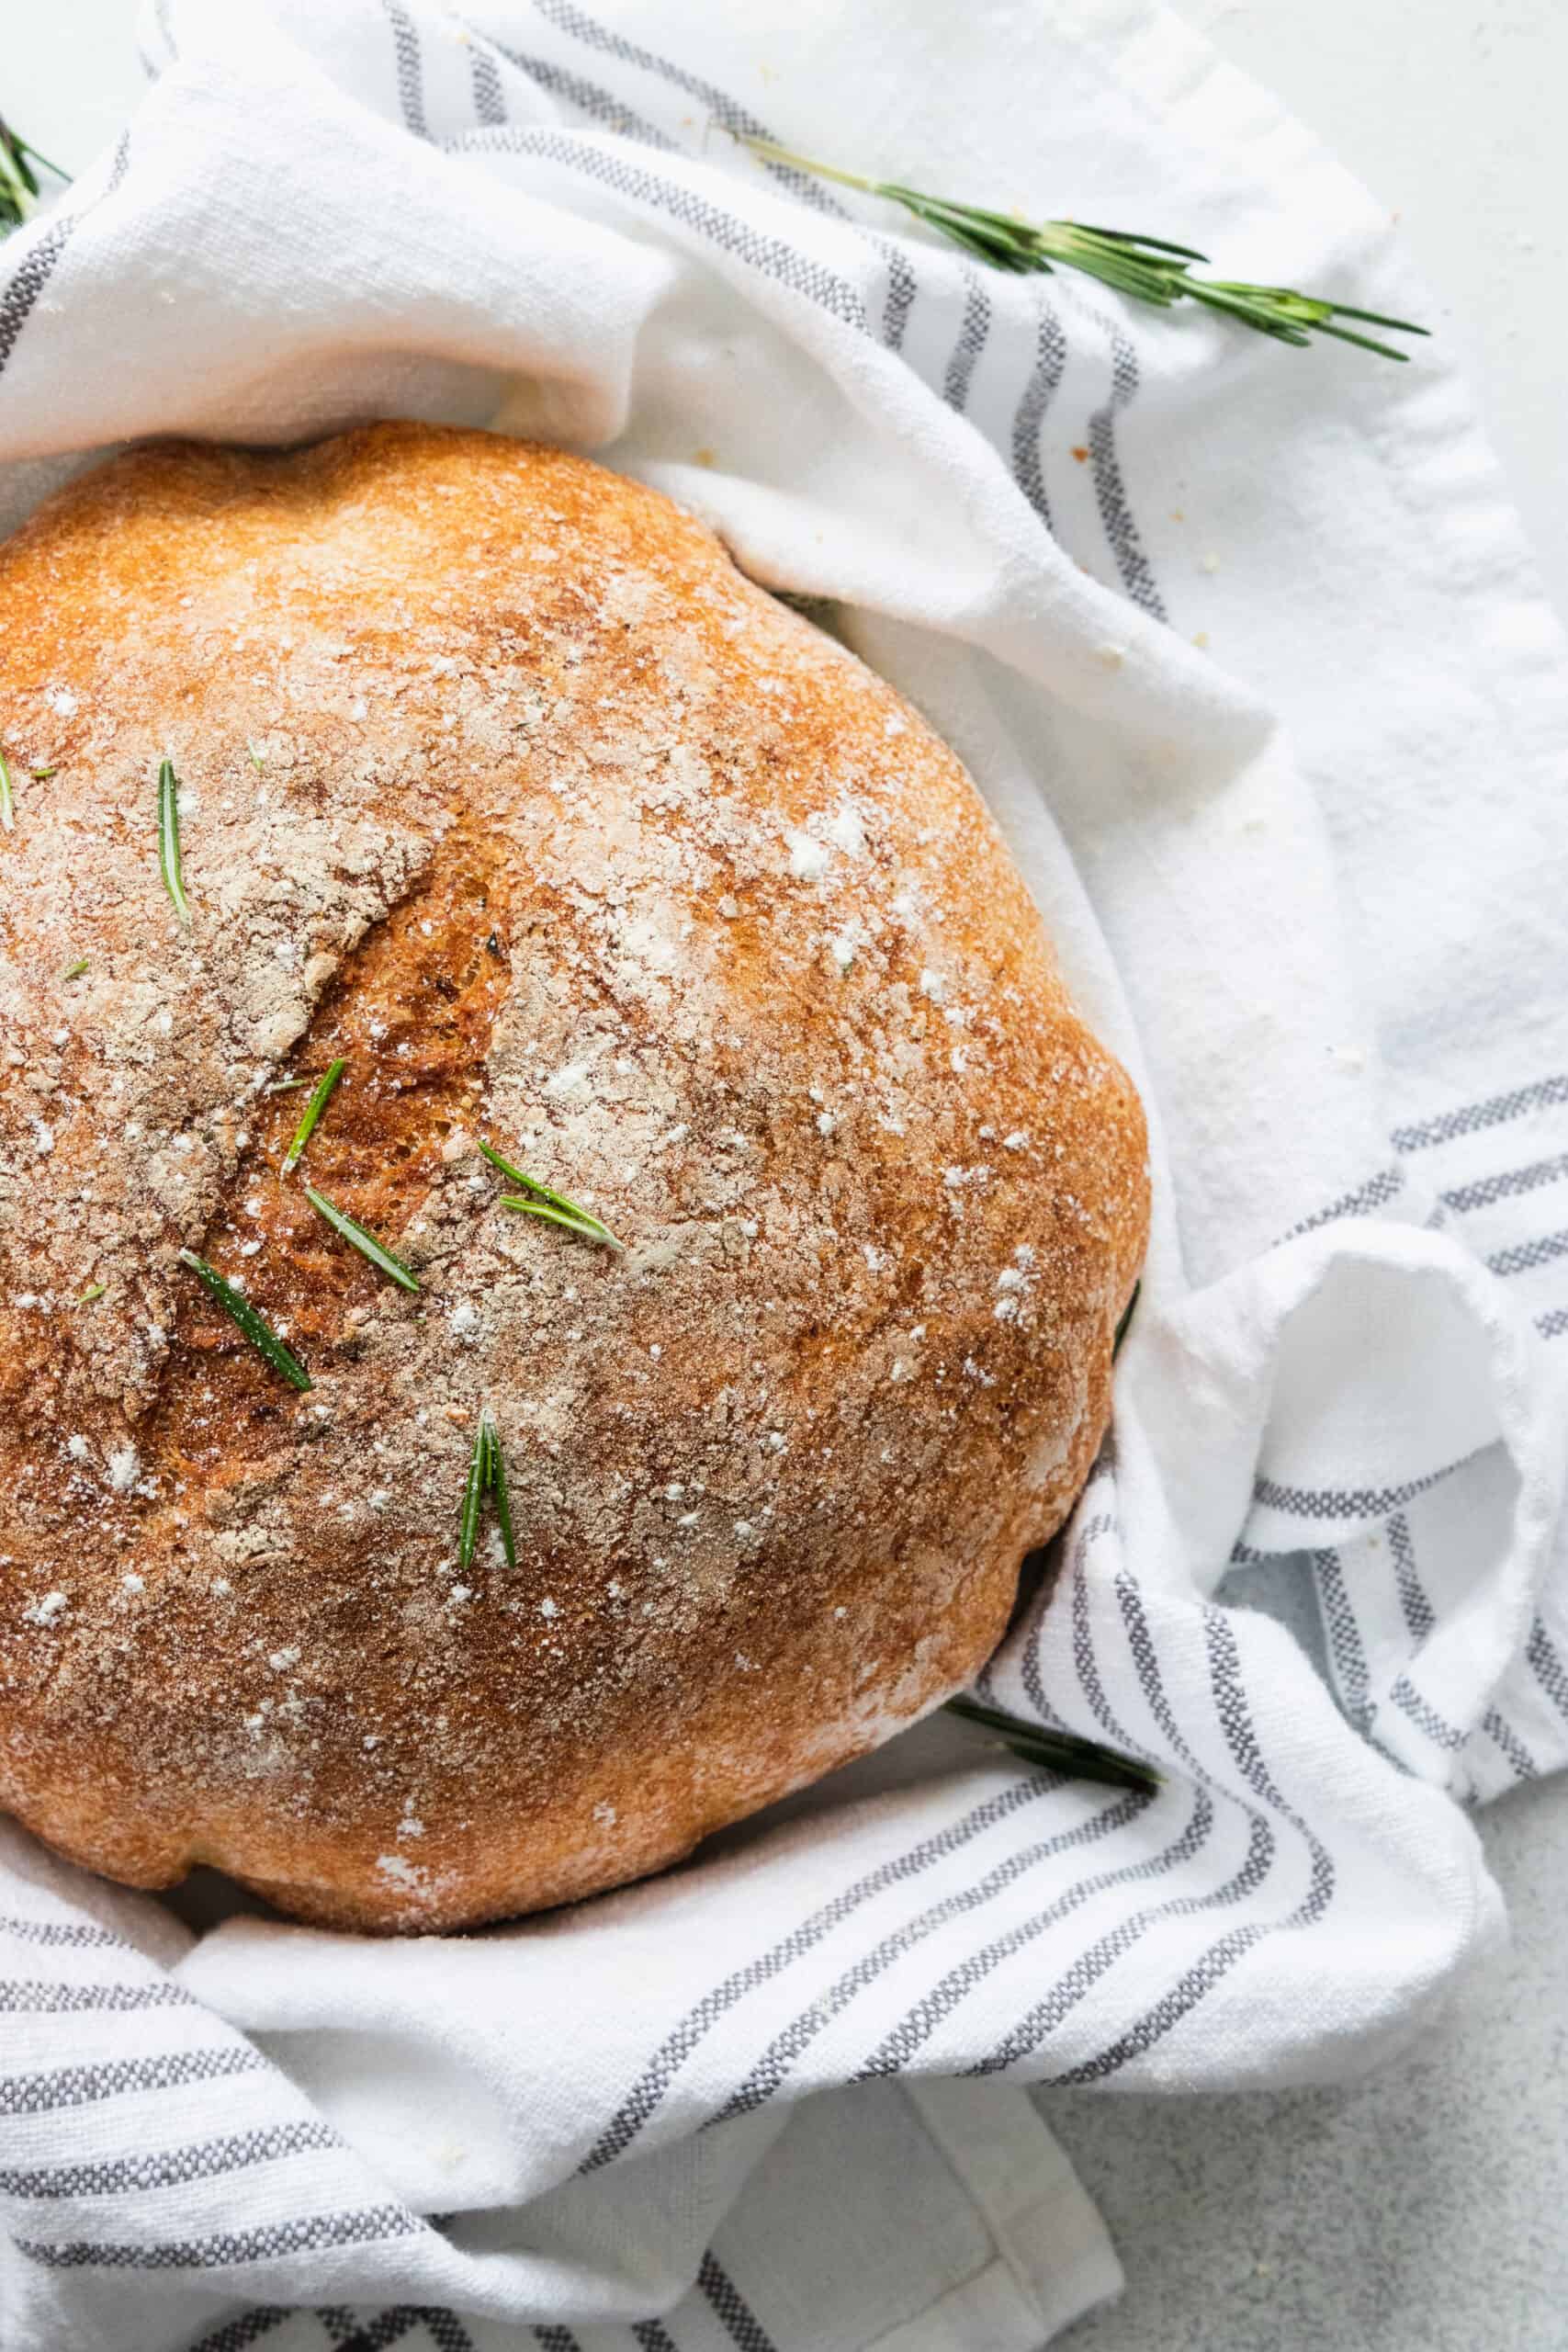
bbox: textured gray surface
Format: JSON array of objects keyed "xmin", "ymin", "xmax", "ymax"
[{"xmin": 1044, "ymin": 1772, "xmax": 1568, "ymax": 2350}]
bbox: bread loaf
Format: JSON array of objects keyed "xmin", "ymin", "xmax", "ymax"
[{"xmin": 0, "ymin": 423, "xmax": 1147, "ymax": 1931}]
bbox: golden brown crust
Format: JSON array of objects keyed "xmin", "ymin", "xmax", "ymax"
[{"xmin": 0, "ymin": 423, "xmax": 1146, "ymax": 1931}]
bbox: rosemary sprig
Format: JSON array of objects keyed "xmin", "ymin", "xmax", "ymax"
[
  {"xmin": 303, "ymin": 1182, "xmax": 420, "ymax": 1293},
  {"xmin": 459, "ymin": 1406, "xmax": 517, "ymax": 1571},
  {"xmin": 178, "ymin": 1248, "xmax": 312, "ymax": 1391},
  {"xmin": 157, "ymin": 756, "xmax": 191, "ymax": 926},
  {"xmin": 945, "ymin": 1692, "xmax": 1159, "ymax": 1794},
  {"xmin": 1113, "ymin": 1279, "xmax": 1140, "ymax": 1356},
  {"xmin": 479, "ymin": 1137, "xmax": 625, "ymax": 1250},
  {"xmin": 739, "ymin": 137, "xmax": 1427, "ymax": 362},
  {"xmin": 280, "ymin": 1057, "xmax": 346, "ymax": 1177},
  {"xmin": 0, "ymin": 115, "xmax": 69, "ymax": 233}
]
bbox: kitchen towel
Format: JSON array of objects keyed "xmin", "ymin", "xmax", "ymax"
[{"xmin": 1, "ymin": 0, "xmax": 1566, "ymax": 2346}]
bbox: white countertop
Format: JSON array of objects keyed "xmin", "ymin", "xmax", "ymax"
[{"xmin": 6, "ymin": 6, "xmax": 1567, "ymax": 2346}]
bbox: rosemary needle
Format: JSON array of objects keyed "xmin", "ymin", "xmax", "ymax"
[
  {"xmin": 479, "ymin": 1137, "xmax": 625, "ymax": 1250},
  {"xmin": 157, "ymin": 756, "xmax": 191, "ymax": 926},
  {"xmin": 0, "ymin": 116, "xmax": 69, "ymax": 232},
  {"xmin": 246, "ymin": 741, "xmax": 265, "ymax": 771},
  {"xmin": 497, "ymin": 1194, "xmax": 627, "ymax": 1247},
  {"xmin": 0, "ymin": 744, "xmax": 13, "ymax": 833},
  {"xmin": 177, "ymin": 1248, "xmax": 312, "ymax": 1391},
  {"xmin": 77, "ymin": 1282, "xmax": 105, "ymax": 1306},
  {"xmin": 738, "ymin": 135, "xmax": 1427, "ymax": 362},
  {"xmin": 458, "ymin": 1410, "xmax": 489, "ymax": 1572},
  {"xmin": 488, "ymin": 1411, "xmax": 517, "ymax": 1565},
  {"xmin": 459, "ymin": 1406, "xmax": 517, "ymax": 1572},
  {"xmin": 303, "ymin": 1182, "xmax": 420, "ymax": 1293},
  {"xmin": 280, "ymin": 1057, "xmax": 346, "ymax": 1176},
  {"xmin": 945, "ymin": 1692, "xmax": 1159, "ymax": 1795},
  {"xmin": 61, "ymin": 957, "xmax": 88, "ymax": 982},
  {"xmin": 1113, "ymin": 1279, "xmax": 1141, "ymax": 1356}
]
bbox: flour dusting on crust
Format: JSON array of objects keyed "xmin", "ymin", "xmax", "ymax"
[{"xmin": 0, "ymin": 425, "xmax": 1147, "ymax": 1930}]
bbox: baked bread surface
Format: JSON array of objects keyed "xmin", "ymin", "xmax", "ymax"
[{"xmin": 0, "ymin": 423, "xmax": 1146, "ymax": 1930}]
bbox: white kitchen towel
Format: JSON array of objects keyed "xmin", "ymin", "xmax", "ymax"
[{"xmin": 1, "ymin": 0, "xmax": 1566, "ymax": 2346}]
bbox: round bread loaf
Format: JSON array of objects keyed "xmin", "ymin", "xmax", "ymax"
[{"xmin": 0, "ymin": 423, "xmax": 1146, "ymax": 1932}]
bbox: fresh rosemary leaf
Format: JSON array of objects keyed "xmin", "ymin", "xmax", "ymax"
[
  {"xmin": 77, "ymin": 1282, "xmax": 105, "ymax": 1306},
  {"xmin": 0, "ymin": 117, "xmax": 68, "ymax": 232},
  {"xmin": 0, "ymin": 744, "xmax": 13, "ymax": 833},
  {"xmin": 29, "ymin": 765, "xmax": 56, "ymax": 780},
  {"xmin": 487, "ymin": 1408, "xmax": 517, "ymax": 1567},
  {"xmin": 157, "ymin": 756, "xmax": 191, "ymax": 926},
  {"xmin": 498, "ymin": 1194, "xmax": 626, "ymax": 1248},
  {"xmin": 1113, "ymin": 1279, "xmax": 1141, "ymax": 1357},
  {"xmin": 458, "ymin": 1408, "xmax": 489, "ymax": 1571},
  {"xmin": 0, "ymin": 123, "xmax": 38, "ymax": 224},
  {"xmin": 266, "ymin": 1077, "xmax": 311, "ymax": 1093},
  {"xmin": 61, "ymin": 957, "xmax": 88, "ymax": 981},
  {"xmin": 303, "ymin": 1182, "xmax": 420, "ymax": 1293},
  {"xmin": 458, "ymin": 1406, "xmax": 518, "ymax": 1572},
  {"xmin": 280, "ymin": 1057, "xmax": 346, "ymax": 1176},
  {"xmin": 945, "ymin": 1692, "xmax": 1158, "ymax": 1794},
  {"xmin": 246, "ymin": 741, "xmax": 265, "ymax": 771},
  {"xmin": 739, "ymin": 136, "xmax": 1427, "ymax": 362},
  {"xmin": 477, "ymin": 1136, "xmax": 543, "ymax": 1190},
  {"xmin": 177, "ymin": 1248, "xmax": 312, "ymax": 1391},
  {"xmin": 479, "ymin": 1138, "xmax": 625, "ymax": 1250},
  {"xmin": 1, "ymin": 119, "xmax": 39, "ymax": 228}
]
